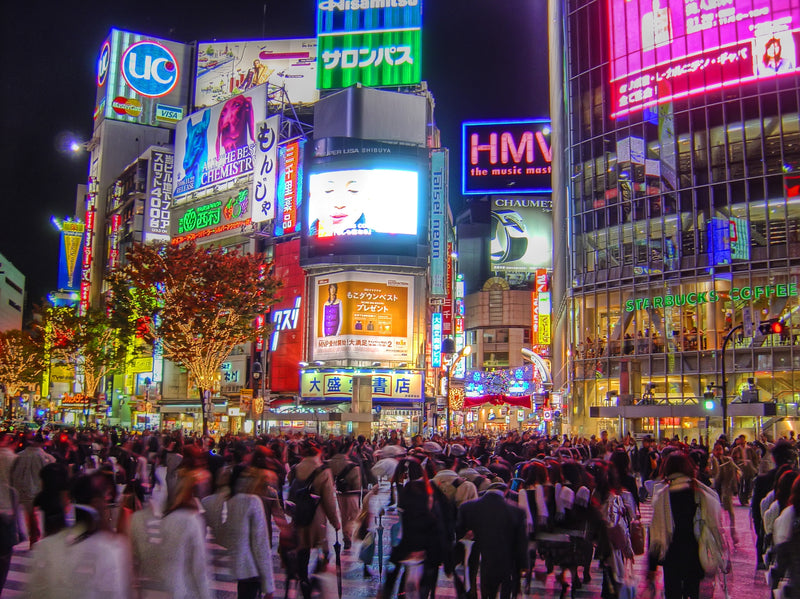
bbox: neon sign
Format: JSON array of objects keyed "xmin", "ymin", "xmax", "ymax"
[
  {"xmin": 625, "ymin": 284, "xmax": 799, "ymax": 312},
  {"xmin": 462, "ymin": 120, "xmax": 552, "ymax": 195},
  {"xmin": 270, "ymin": 297, "xmax": 302, "ymax": 351}
]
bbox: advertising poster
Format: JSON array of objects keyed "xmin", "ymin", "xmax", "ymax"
[
  {"xmin": 462, "ymin": 120, "xmax": 553, "ymax": 195},
  {"xmin": 316, "ymin": 0, "xmax": 422, "ymax": 89},
  {"xmin": 94, "ymin": 29, "xmax": 191, "ymax": 129},
  {"xmin": 274, "ymin": 140, "xmax": 305, "ymax": 236},
  {"xmin": 195, "ymin": 39, "xmax": 319, "ymax": 108},
  {"xmin": 430, "ymin": 149, "xmax": 448, "ymax": 297},
  {"xmin": 609, "ymin": 0, "xmax": 800, "ymax": 116},
  {"xmin": 57, "ymin": 222, "xmax": 85, "ymax": 292},
  {"xmin": 312, "ymin": 271, "xmax": 413, "ymax": 361},
  {"xmin": 268, "ymin": 239, "xmax": 305, "ymax": 393},
  {"xmin": 173, "ymin": 85, "xmax": 267, "ymax": 202},
  {"xmin": 300, "ymin": 369, "xmax": 423, "ymax": 402},
  {"xmin": 251, "ymin": 115, "xmax": 281, "ymax": 223},
  {"xmin": 144, "ymin": 149, "xmax": 174, "ymax": 242},
  {"xmin": 490, "ymin": 197, "xmax": 553, "ymax": 272}
]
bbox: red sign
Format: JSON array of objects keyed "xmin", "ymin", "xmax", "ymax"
[
  {"xmin": 268, "ymin": 239, "xmax": 305, "ymax": 393},
  {"xmin": 443, "ymin": 242, "xmax": 453, "ymax": 334}
]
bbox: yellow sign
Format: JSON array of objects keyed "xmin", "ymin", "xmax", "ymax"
[
  {"xmin": 130, "ymin": 357, "xmax": 154, "ymax": 373},
  {"xmin": 253, "ymin": 396, "xmax": 264, "ymax": 415},
  {"xmin": 240, "ymin": 389, "xmax": 253, "ymax": 413},
  {"xmin": 51, "ymin": 365, "xmax": 74, "ymax": 384},
  {"xmin": 300, "ymin": 369, "xmax": 423, "ymax": 401}
]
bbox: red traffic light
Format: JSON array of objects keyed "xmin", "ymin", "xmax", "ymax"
[{"xmin": 772, "ymin": 321, "xmax": 784, "ymax": 334}]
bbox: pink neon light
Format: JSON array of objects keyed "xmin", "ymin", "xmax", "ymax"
[{"xmin": 608, "ymin": 0, "xmax": 800, "ymax": 116}]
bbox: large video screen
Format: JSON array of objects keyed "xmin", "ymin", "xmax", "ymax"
[
  {"xmin": 303, "ymin": 141, "xmax": 425, "ymax": 259},
  {"xmin": 609, "ymin": 0, "xmax": 800, "ymax": 117}
]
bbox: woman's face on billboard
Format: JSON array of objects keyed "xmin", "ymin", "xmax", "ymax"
[{"xmin": 315, "ymin": 170, "xmax": 368, "ymax": 234}]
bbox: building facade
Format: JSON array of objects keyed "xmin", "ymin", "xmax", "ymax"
[
  {"xmin": 0, "ymin": 253, "xmax": 24, "ymax": 332},
  {"xmin": 553, "ymin": 0, "xmax": 800, "ymax": 438}
]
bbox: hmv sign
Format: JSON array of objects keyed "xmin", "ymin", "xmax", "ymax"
[{"xmin": 462, "ymin": 119, "xmax": 552, "ymax": 195}]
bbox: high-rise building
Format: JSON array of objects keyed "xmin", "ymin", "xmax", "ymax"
[
  {"xmin": 0, "ymin": 253, "xmax": 25, "ymax": 331},
  {"xmin": 551, "ymin": 0, "xmax": 800, "ymax": 437}
]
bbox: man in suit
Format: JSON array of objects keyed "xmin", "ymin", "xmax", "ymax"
[
  {"xmin": 456, "ymin": 482, "xmax": 529, "ymax": 599},
  {"xmin": 752, "ymin": 439, "xmax": 797, "ymax": 568}
]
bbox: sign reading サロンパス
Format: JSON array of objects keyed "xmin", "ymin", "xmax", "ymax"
[
  {"xmin": 312, "ymin": 272, "xmax": 414, "ymax": 361},
  {"xmin": 316, "ymin": 0, "xmax": 422, "ymax": 90},
  {"xmin": 94, "ymin": 29, "xmax": 191, "ymax": 128},
  {"xmin": 609, "ymin": 0, "xmax": 800, "ymax": 117}
]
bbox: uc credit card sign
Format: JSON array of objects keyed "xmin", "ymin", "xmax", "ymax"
[{"xmin": 94, "ymin": 28, "xmax": 191, "ymax": 129}]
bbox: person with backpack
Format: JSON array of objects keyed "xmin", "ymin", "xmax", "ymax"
[
  {"xmin": 287, "ymin": 440, "xmax": 340, "ymax": 599},
  {"xmin": 327, "ymin": 440, "xmax": 362, "ymax": 550}
]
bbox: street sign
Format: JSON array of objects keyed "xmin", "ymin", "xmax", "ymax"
[{"xmin": 743, "ymin": 307, "xmax": 753, "ymax": 337}]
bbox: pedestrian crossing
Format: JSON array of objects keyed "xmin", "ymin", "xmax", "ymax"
[{"xmin": 0, "ymin": 486, "xmax": 770, "ymax": 598}]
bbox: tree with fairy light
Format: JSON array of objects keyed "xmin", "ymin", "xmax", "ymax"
[
  {"xmin": 0, "ymin": 329, "xmax": 44, "ymax": 419},
  {"xmin": 47, "ymin": 306, "xmax": 135, "ymax": 422},
  {"xmin": 107, "ymin": 241, "xmax": 281, "ymax": 437}
]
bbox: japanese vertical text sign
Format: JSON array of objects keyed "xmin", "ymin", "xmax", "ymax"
[
  {"xmin": 275, "ymin": 140, "xmax": 304, "ymax": 236},
  {"xmin": 430, "ymin": 149, "xmax": 448, "ymax": 297},
  {"xmin": 144, "ymin": 149, "xmax": 174, "ymax": 242},
  {"xmin": 316, "ymin": 0, "xmax": 423, "ymax": 90},
  {"xmin": 431, "ymin": 312, "xmax": 443, "ymax": 368},
  {"xmin": 251, "ymin": 114, "xmax": 281, "ymax": 223}
]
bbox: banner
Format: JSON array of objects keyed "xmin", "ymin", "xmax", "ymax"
[
  {"xmin": 251, "ymin": 115, "xmax": 281, "ymax": 223},
  {"xmin": 490, "ymin": 197, "xmax": 553, "ymax": 272},
  {"xmin": 274, "ymin": 140, "xmax": 304, "ymax": 236},
  {"xmin": 144, "ymin": 149, "xmax": 174, "ymax": 242},
  {"xmin": 57, "ymin": 222, "xmax": 85, "ymax": 292},
  {"xmin": 430, "ymin": 149, "xmax": 448, "ymax": 297}
]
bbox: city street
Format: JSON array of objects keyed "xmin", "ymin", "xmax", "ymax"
[{"xmin": 0, "ymin": 485, "xmax": 772, "ymax": 598}]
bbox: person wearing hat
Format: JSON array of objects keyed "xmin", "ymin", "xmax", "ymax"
[{"xmin": 456, "ymin": 481, "xmax": 528, "ymax": 599}]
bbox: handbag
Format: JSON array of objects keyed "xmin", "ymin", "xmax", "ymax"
[
  {"xmin": 359, "ymin": 531, "xmax": 375, "ymax": 564},
  {"xmin": 694, "ymin": 491, "xmax": 728, "ymax": 575},
  {"xmin": 630, "ymin": 518, "xmax": 646, "ymax": 555}
]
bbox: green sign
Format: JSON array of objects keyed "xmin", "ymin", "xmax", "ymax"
[
  {"xmin": 625, "ymin": 284, "xmax": 799, "ymax": 312},
  {"xmin": 317, "ymin": 29, "xmax": 421, "ymax": 90},
  {"xmin": 178, "ymin": 200, "xmax": 222, "ymax": 234}
]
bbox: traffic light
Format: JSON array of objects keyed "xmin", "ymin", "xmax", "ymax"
[
  {"xmin": 703, "ymin": 384, "xmax": 715, "ymax": 410},
  {"xmin": 758, "ymin": 318, "xmax": 783, "ymax": 335}
]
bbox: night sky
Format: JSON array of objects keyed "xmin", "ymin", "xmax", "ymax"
[{"xmin": 0, "ymin": 0, "xmax": 548, "ymax": 312}]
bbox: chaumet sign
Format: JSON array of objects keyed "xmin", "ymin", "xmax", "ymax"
[{"xmin": 625, "ymin": 284, "xmax": 799, "ymax": 312}]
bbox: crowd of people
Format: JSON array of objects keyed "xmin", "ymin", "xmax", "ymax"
[{"xmin": 0, "ymin": 425, "xmax": 794, "ymax": 598}]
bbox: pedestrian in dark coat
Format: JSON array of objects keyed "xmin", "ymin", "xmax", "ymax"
[
  {"xmin": 456, "ymin": 482, "xmax": 529, "ymax": 599},
  {"xmin": 753, "ymin": 440, "xmax": 797, "ymax": 568}
]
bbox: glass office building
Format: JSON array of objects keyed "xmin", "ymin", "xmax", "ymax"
[{"xmin": 554, "ymin": 0, "xmax": 800, "ymax": 436}]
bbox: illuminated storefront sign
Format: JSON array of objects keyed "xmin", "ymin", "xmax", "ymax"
[
  {"xmin": 489, "ymin": 197, "xmax": 553, "ymax": 272},
  {"xmin": 300, "ymin": 368, "xmax": 423, "ymax": 402},
  {"xmin": 94, "ymin": 29, "xmax": 190, "ymax": 128},
  {"xmin": 316, "ymin": 0, "xmax": 422, "ymax": 90},
  {"xmin": 251, "ymin": 115, "xmax": 280, "ymax": 224},
  {"xmin": 431, "ymin": 312, "xmax": 442, "ymax": 368},
  {"xmin": 609, "ymin": 0, "xmax": 800, "ymax": 117},
  {"xmin": 172, "ymin": 190, "xmax": 251, "ymax": 244},
  {"xmin": 625, "ymin": 284, "xmax": 799, "ymax": 312},
  {"xmin": 275, "ymin": 140, "xmax": 304, "ymax": 236},
  {"xmin": 270, "ymin": 296, "xmax": 302, "ymax": 351},
  {"xmin": 463, "ymin": 120, "xmax": 552, "ymax": 195},
  {"xmin": 56, "ymin": 221, "xmax": 84, "ymax": 292},
  {"xmin": 144, "ymin": 150, "xmax": 174, "ymax": 242},
  {"xmin": 270, "ymin": 239, "xmax": 306, "ymax": 393},
  {"xmin": 430, "ymin": 149, "xmax": 447, "ymax": 297}
]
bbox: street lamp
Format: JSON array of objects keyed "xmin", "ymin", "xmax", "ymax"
[
  {"xmin": 720, "ymin": 324, "xmax": 743, "ymax": 437},
  {"xmin": 252, "ymin": 361, "xmax": 265, "ymax": 432},
  {"xmin": 445, "ymin": 345, "xmax": 471, "ymax": 438}
]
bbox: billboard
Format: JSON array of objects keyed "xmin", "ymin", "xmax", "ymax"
[
  {"xmin": 300, "ymin": 368, "xmax": 423, "ymax": 402},
  {"xmin": 490, "ymin": 197, "xmax": 553, "ymax": 272},
  {"xmin": 274, "ymin": 140, "xmax": 305, "ymax": 236},
  {"xmin": 312, "ymin": 271, "xmax": 414, "ymax": 361},
  {"xmin": 269, "ymin": 239, "xmax": 305, "ymax": 394},
  {"xmin": 316, "ymin": 0, "xmax": 422, "ymax": 90},
  {"xmin": 304, "ymin": 139, "xmax": 425, "ymax": 259},
  {"xmin": 144, "ymin": 149, "xmax": 174, "ymax": 242},
  {"xmin": 94, "ymin": 29, "xmax": 191, "ymax": 128},
  {"xmin": 609, "ymin": 0, "xmax": 800, "ymax": 117},
  {"xmin": 195, "ymin": 39, "xmax": 319, "ymax": 109},
  {"xmin": 57, "ymin": 221, "xmax": 85, "ymax": 292},
  {"xmin": 462, "ymin": 120, "xmax": 552, "ymax": 195},
  {"xmin": 173, "ymin": 85, "xmax": 267, "ymax": 202}
]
